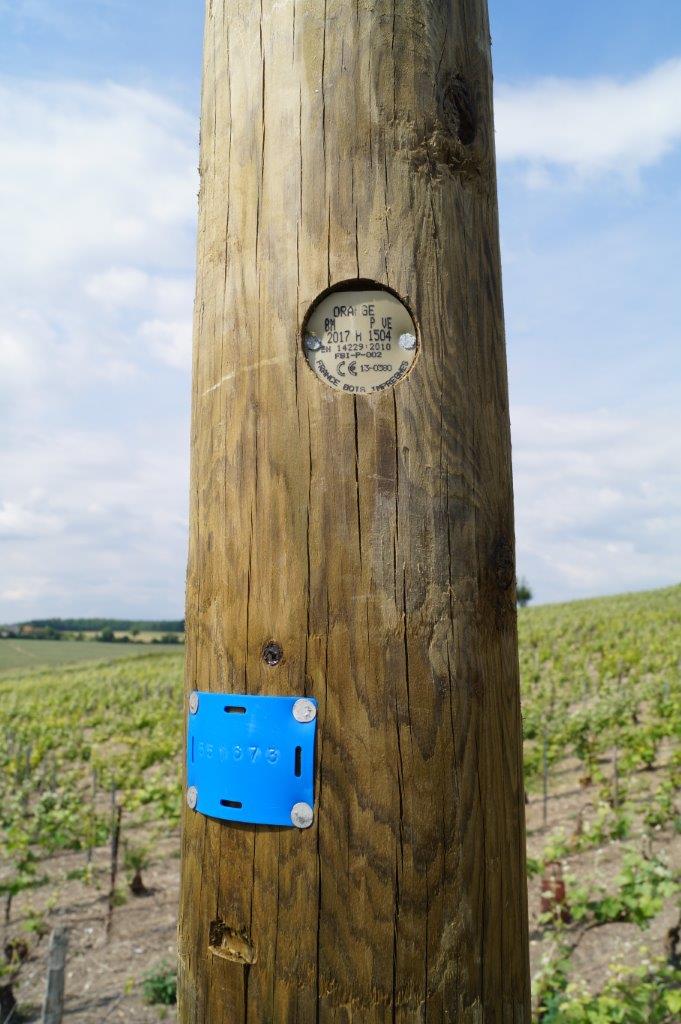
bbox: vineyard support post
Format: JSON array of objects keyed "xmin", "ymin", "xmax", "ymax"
[
  {"xmin": 179, "ymin": 1, "xmax": 531, "ymax": 1020},
  {"xmin": 105, "ymin": 795, "xmax": 121, "ymax": 940},
  {"xmin": 41, "ymin": 927, "xmax": 67, "ymax": 1024}
]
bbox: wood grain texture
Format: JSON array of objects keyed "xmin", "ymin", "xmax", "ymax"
[{"xmin": 178, "ymin": 1, "xmax": 531, "ymax": 1021}]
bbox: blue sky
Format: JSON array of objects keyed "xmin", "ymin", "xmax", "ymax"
[{"xmin": 1, "ymin": 1, "xmax": 680, "ymax": 619}]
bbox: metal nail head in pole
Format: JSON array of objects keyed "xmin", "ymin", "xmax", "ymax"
[
  {"xmin": 399, "ymin": 332, "xmax": 417, "ymax": 351},
  {"xmin": 304, "ymin": 333, "xmax": 322, "ymax": 352},
  {"xmin": 292, "ymin": 698, "xmax": 317, "ymax": 724},
  {"xmin": 186, "ymin": 786, "xmax": 198, "ymax": 810},
  {"xmin": 291, "ymin": 802, "xmax": 314, "ymax": 829},
  {"xmin": 189, "ymin": 691, "xmax": 199, "ymax": 715}
]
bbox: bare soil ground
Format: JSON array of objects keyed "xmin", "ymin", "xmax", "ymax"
[
  {"xmin": 7, "ymin": 829, "xmax": 180, "ymax": 1023},
  {"xmin": 6, "ymin": 755, "xmax": 678, "ymax": 1021},
  {"xmin": 525, "ymin": 752, "xmax": 680, "ymax": 995}
]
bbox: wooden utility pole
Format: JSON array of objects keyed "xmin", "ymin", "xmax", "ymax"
[{"xmin": 179, "ymin": 1, "xmax": 531, "ymax": 1021}]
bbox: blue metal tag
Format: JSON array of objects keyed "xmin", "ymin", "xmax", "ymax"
[{"xmin": 187, "ymin": 692, "xmax": 317, "ymax": 828}]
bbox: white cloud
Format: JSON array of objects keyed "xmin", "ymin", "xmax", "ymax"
[
  {"xmin": 85, "ymin": 267, "xmax": 194, "ymax": 367},
  {"xmin": 0, "ymin": 427, "xmax": 189, "ymax": 618},
  {"xmin": 0, "ymin": 80, "xmax": 196, "ymax": 277},
  {"xmin": 496, "ymin": 58, "xmax": 681, "ymax": 182},
  {"xmin": 139, "ymin": 319, "xmax": 192, "ymax": 370},
  {"xmin": 513, "ymin": 406, "xmax": 681, "ymax": 601},
  {"xmin": 0, "ymin": 77, "xmax": 196, "ymax": 619},
  {"xmin": 0, "ymin": 78, "xmax": 197, "ymax": 391},
  {"xmin": 0, "ymin": 502, "xmax": 61, "ymax": 540},
  {"xmin": 0, "ymin": 329, "xmax": 39, "ymax": 379},
  {"xmin": 85, "ymin": 268, "xmax": 151, "ymax": 308}
]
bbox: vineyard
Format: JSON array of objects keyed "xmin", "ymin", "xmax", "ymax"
[
  {"xmin": 520, "ymin": 586, "xmax": 680, "ymax": 1022},
  {"xmin": 0, "ymin": 587, "xmax": 679, "ymax": 1021}
]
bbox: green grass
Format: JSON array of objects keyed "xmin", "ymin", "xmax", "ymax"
[{"xmin": 0, "ymin": 638, "xmax": 183, "ymax": 674}]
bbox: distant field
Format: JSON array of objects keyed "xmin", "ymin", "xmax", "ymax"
[{"xmin": 0, "ymin": 638, "xmax": 183, "ymax": 673}]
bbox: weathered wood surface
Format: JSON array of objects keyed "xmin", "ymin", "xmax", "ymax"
[
  {"xmin": 178, "ymin": 1, "xmax": 531, "ymax": 1021},
  {"xmin": 41, "ymin": 927, "xmax": 68, "ymax": 1024}
]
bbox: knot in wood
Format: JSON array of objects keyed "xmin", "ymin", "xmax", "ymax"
[{"xmin": 438, "ymin": 73, "xmax": 477, "ymax": 147}]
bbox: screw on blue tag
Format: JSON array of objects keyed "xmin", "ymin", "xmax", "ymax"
[{"xmin": 187, "ymin": 692, "xmax": 318, "ymax": 828}]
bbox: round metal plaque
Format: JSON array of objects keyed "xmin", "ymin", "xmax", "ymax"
[{"xmin": 303, "ymin": 286, "xmax": 418, "ymax": 395}]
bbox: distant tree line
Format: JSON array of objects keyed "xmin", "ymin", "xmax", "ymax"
[
  {"xmin": 23, "ymin": 618, "xmax": 185, "ymax": 633},
  {"xmin": 96, "ymin": 628, "xmax": 182, "ymax": 645}
]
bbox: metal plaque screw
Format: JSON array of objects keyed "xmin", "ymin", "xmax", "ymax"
[
  {"xmin": 189, "ymin": 691, "xmax": 200, "ymax": 715},
  {"xmin": 304, "ymin": 333, "xmax": 322, "ymax": 352},
  {"xmin": 399, "ymin": 332, "xmax": 417, "ymax": 351},
  {"xmin": 186, "ymin": 786, "xmax": 198, "ymax": 810},
  {"xmin": 292, "ymin": 698, "xmax": 317, "ymax": 723},
  {"xmin": 291, "ymin": 802, "xmax": 314, "ymax": 829}
]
